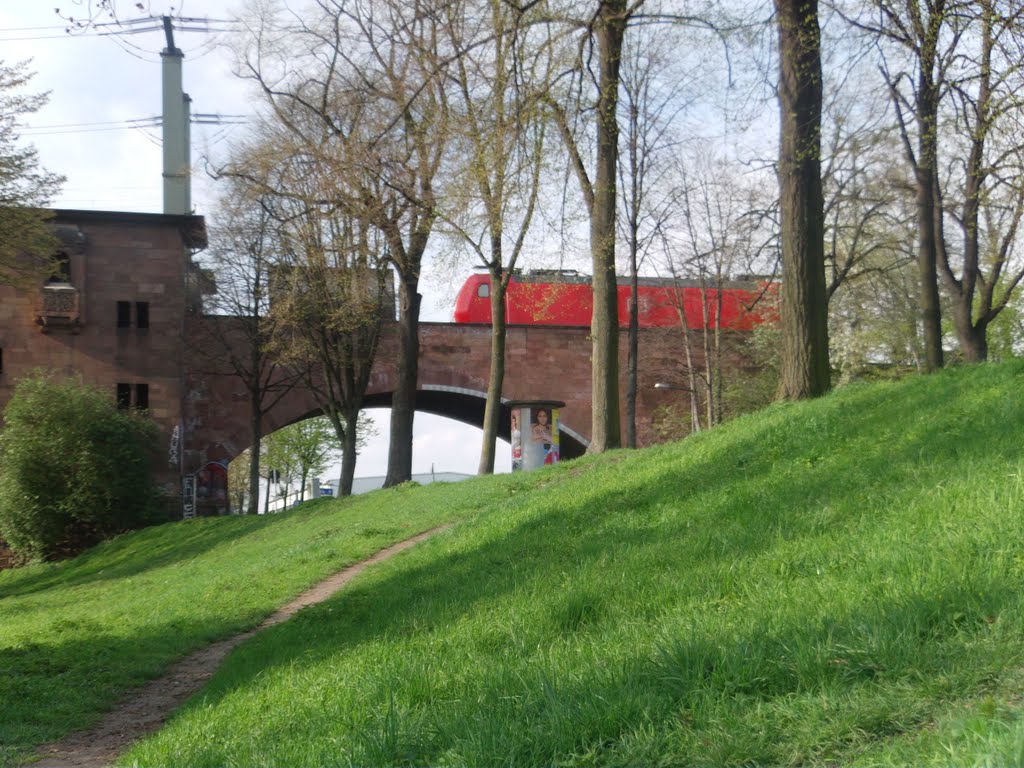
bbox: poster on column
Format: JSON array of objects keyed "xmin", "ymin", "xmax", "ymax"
[
  {"xmin": 511, "ymin": 409, "xmax": 523, "ymax": 472},
  {"xmin": 523, "ymin": 406, "xmax": 560, "ymax": 470}
]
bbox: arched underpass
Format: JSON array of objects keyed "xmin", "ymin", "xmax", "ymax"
[{"xmin": 277, "ymin": 385, "xmax": 589, "ymax": 463}]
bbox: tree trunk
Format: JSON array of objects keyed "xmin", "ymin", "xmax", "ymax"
[
  {"xmin": 479, "ymin": 267, "xmax": 507, "ymax": 474},
  {"xmin": 940, "ymin": 2, "xmax": 992, "ymax": 365},
  {"xmin": 916, "ymin": 106, "xmax": 944, "ymax": 371},
  {"xmin": 385, "ymin": 276, "xmax": 420, "ymax": 486},
  {"xmin": 954, "ymin": 311, "xmax": 989, "ymax": 363},
  {"xmin": 247, "ymin": 398, "xmax": 262, "ymax": 516},
  {"xmin": 340, "ymin": 410, "xmax": 359, "ymax": 496},
  {"xmin": 713, "ymin": 282, "xmax": 723, "ymax": 425},
  {"xmin": 916, "ymin": 9, "xmax": 945, "ymax": 372},
  {"xmin": 589, "ymin": 0, "xmax": 627, "ymax": 452},
  {"xmin": 626, "ymin": 271, "xmax": 638, "ymax": 449},
  {"xmin": 959, "ymin": 327, "xmax": 988, "ymax": 363},
  {"xmin": 775, "ymin": 0, "xmax": 830, "ymax": 400},
  {"xmin": 671, "ymin": 283, "xmax": 702, "ymax": 433},
  {"xmin": 701, "ymin": 286, "xmax": 713, "ymax": 426}
]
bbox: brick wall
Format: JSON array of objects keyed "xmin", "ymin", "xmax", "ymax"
[
  {"xmin": 181, "ymin": 318, "xmax": 761, "ymax": 471},
  {"xmin": 0, "ymin": 539, "xmax": 15, "ymax": 570},
  {"xmin": 0, "ymin": 209, "xmax": 205, "ymax": 518}
]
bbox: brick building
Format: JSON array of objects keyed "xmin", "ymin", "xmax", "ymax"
[{"xmin": 0, "ymin": 208, "xmax": 207, "ymax": 504}]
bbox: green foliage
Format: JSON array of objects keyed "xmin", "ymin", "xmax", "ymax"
[
  {"xmin": 227, "ymin": 448, "xmax": 251, "ymax": 514},
  {"xmin": 0, "ymin": 60, "xmax": 64, "ymax": 287},
  {"xmin": 261, "ymin": 419, "xmax": 340, "ymax": 502},
  {"xmin": 722, "ymin": 319, "xmax": 781, "ymax": 413},
  {"xmin": 262, "ymin": 413, "xmax": 375, "ymax": 497},
  {"xmin": 0, "ymin": 373, "xmax": 159, "ymax": 560},
  {"xmin": 275, "ymin": 417, "xmax": 339, "ymax": 485}
]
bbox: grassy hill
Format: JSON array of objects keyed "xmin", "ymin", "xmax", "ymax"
[{"xmin": 5, "ymin": 361, "xmax": 1024, "ymax": 766}]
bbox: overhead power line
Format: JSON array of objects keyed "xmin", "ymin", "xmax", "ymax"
[
  {"xmin": 21, "ymin": 117, "xmax": 163, "ymax": 131},
  {"xmin": 0, "ymin": 15, "xmax": 240, "ymax": 42},
  {"xmin": 22, "ymin": 114, "xmax": 247, "ymax": 137}
]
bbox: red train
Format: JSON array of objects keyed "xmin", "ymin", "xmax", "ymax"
[{"xmin": 452, "ymin": 270, "xmax": 774, "ymax": 330}]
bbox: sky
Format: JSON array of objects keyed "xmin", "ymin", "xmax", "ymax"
[{"xmin": 0, "ymin": 1, "xmax": 511, "ymax": 479}]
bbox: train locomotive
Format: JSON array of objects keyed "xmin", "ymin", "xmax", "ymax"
[{"xmin": 452, "ymin": 270, "xmax": 773, "ymax": 330}]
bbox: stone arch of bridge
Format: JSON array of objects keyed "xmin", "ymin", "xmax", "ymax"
[
  {"xmin": 270, "ymin": 384, "xmax": 589, "ymax": 464},
  {"xmin": 186, "ymin": 321, "xmax": 601, "ymax": 472}
]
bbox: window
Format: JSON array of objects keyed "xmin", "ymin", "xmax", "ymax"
[
  {"xmin": 135, "ymin": 383, "xmax": 149, "ymax": 410},
  {"xmin": 116, "ymin": 383, "xmax": 150, "ymax": 410},
  {"xmin": 116, "ymin": 383, "xmax": 132, "ymax": 410},
  {"xmin": 117, "ymin": 301, "xmax": 150, "ymax": 330},
  {"xmin": 0, "ymin": 347, "xmax": 4, "ymax": 375},
  {"xmin": 477, "ymin": 283, "xmax": 490, "ymax": 298}
]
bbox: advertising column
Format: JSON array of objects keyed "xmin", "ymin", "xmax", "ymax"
[{"xmin": 509, "ymin": 400, "xmax": 565, "ymax": 472}]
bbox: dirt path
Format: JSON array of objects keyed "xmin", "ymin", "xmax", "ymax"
[{"xmin": 27, "ymin": 525, "xmax": 449, "ymax": 768}]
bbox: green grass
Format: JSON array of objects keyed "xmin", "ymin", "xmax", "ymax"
[
  {"xmin": 0, "ymin": 485, "xmax": 497, "ymax": 768},
  {"xmin": 8, "ymin": 361, "xmax": 1024, "ymax": 767}
]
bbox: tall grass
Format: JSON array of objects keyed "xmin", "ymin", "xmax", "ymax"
[{"xmin": 111, "ymin": 361, "xmax": 1024, "ymax": 767}]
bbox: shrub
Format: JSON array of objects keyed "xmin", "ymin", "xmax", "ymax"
[{"xmin": 0, "ymin": 373, "xmax": 160, "ymax": 560}]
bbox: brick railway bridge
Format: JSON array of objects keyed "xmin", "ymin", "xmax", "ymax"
[{"xmin": 184, "ymin": 318, "xmax": 730, "ymax": 474}]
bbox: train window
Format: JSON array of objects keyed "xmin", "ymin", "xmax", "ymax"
[{"xmin": 477, "ymin": 283, "xmax": 490, "ymax": 298}]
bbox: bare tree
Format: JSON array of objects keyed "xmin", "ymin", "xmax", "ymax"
[
  {"xmin": 936, "ymin": 1, "xmax": 1024, "ymax": 362},
  {"xmin": 435, "ymin": 0, "xmax": 552, "ymax": 474},
  {"xmin": 543, "ymin": 0, "xmax": 639, "ymax": 452},
  {"xmin": 658, "ymin": 150, "xmax": 768, "ymax": 429},
  {"xmin": 231, "ymin": 0, "xmax": 451, "ymax": 485},
  {"xmin": 199, "ymin": 180, "xmax": 302, "ymax": 515},
  {"xmin": 843, "ymin": 0, "xmax": 1024, "ymax": 364},
  {"xmin": 616, "ymin": 27, "xmax": 693, "ymax": 447},
  {"xmin": 259, "ymin": 149, "xmax": 389, "ymax": 497},
  {"xmin": 843, "ymin": 0, "xmax": 961, "ymax": 371},
  {"xmin": 0, "ymin": 61, "xmax": 63, "ymax": 287},
  {"xmin": 818, "ymin": 94, "xmax": 921, "ymax": 374}
]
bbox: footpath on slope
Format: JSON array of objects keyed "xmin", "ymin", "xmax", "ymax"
[{"xmin": 27, "ymin": 525, "xmax": 449, "ymax": 768}]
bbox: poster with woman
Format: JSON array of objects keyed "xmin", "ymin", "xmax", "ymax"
[{"xmin": 509, "ymin": 401, "xmax": 564, "ymax": 472}]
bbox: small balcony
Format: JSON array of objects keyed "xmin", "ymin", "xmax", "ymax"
[{"xmin": 36, "ymin": 284, "xmax": 82, "ymax": 333}]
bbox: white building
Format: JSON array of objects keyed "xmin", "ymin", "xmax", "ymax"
[{"xmin": 264, "ymin": 471, "xmax": 473, "ymax": 512}]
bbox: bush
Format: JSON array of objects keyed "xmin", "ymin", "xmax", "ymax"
[{"xmin": 0, "ymin": 373, "xmax": 160, "ymax": 560}]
